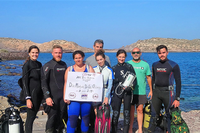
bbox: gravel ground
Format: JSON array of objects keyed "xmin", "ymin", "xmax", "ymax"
[{"xmin": 1, "ymin": 96, "xmax": 199, "ymax": 133}]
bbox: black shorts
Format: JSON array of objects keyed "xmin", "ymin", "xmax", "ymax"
[{"xmin": 131, "ymin": 95, "xmax": 147, "ymax": 106}]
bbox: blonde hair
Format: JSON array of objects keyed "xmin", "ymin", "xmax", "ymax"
[{"xmin": 52, "ymin": 45, "xmax": 63, "ymax": 51}]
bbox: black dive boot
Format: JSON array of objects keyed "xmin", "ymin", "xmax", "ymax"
[{"xmin": 46, "ymin": 128, "xmax": 54, "ymax": 133}]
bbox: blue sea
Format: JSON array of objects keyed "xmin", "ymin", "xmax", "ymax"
[{"xmin": 0, "ymin": 52, "xmax": 200, "ymax": 112}]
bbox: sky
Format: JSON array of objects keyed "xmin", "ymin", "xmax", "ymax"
[{"xmin": 0, "ymin": 0, "xmax": 200, "ymax": 49}]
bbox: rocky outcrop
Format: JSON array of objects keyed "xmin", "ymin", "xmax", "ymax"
[
  {"xmin": 1, "ymin": 37, "xmax": 200, "ymax": 54},
  {"xmin": 0, "ymin": 37, "xmax": 92, "ymax": 53},
  {"xmin": 0, "ymin": 50, "xmax": 28, "ymax": 60},
  {"xmin": 123, "ymin": 38, "xmax": 200, "ymax": 52}
]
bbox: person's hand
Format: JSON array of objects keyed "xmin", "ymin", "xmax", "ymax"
[
  {"xmin": 26, "ymin": 99, "xmax": 33, "ymax": 109},
  {"xmin": 123, "ymin": 86, "xmax": 127, "ymax": 90},
  {"xmin": 148, "ymin": 91, "xmax": 153, "ymax": 100},
  {"xmin": 103, "ymin": 97, "xmax": 109, "ymax": 105},
  {"xmin": 172, "ymin": 100, "xmax": 180, "ymax": 108},
  {"xmin": 46, "ymin": 97, "xmax": 54, "ymax": 106},
  {"xmin": 64, "ymin": 99, "xmax": 70, "ymax": 104}
]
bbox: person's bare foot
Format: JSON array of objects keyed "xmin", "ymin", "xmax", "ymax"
[{"xmin": 138, "ymin": 128, "xmax": 143, "ymax": 133}]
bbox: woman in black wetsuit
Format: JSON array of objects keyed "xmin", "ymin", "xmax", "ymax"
[
  {"xmin": 111, "ymin": 49, "xmax": 136, "ymax": 133},
  {"xmin": 22, "ymin": 45, "xmax": 43, "ymax": 133}
]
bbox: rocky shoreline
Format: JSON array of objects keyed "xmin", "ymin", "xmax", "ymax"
[
  {"xmin": 1, "ymin": 37, "xmax": 200, "ymax": 56},
  {"xmin": 0, "ymin": 51, "xmax": 28, "ymax": 60},
  {"xmin": 0, "ymin": 96, "xmax": 200, "ymax": 133}
]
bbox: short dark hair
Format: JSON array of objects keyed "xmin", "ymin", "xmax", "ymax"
[
  {"xmin": 116, "ymin": 49, "xmax": 127, "ymax": 57},
  {"xmin": 95, "ymin": 49, "xmax": 105, "ymax": 59},
  {"xmin": 94, "ymin": 39, "xmax": 104, "ymax": 47},
  {"xmin": 72, "ymin": 50, "xmax": 85, "ymax": 59},
  {"xmin": 156, "ymin": 45, "xmax": 168, "ymax": 52}
]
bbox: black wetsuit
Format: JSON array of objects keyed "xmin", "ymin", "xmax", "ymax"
[
  {"xmin": 22, "ymin": 59, "xmax": 43, "ymax": 133},
  {"xmin": 111, "ymin": 62, "xmax": 136, "ymax": 133},
  {"xmin": 151, "ymin": 59, "xmax": 181, "ymax": 132},
  {"xmin": 41, "ymin": 59, "xmax": 67, "ymax": 132}
]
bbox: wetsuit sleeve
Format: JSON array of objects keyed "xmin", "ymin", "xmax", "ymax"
[
  {"xmin": 106, "ymin": 79, "xmax": 113, "ymax": 98},
  {"xmin": 111, "ymin": 66, "xmax": 118, "ymax": 85},
  {"xmin": 22, "ymin": 62, "xmax": 31, "ymax": 99},
  {"xmin": 152, "ymin": 64, "xmax": 155, "ymax": 89},
  {"xmin": 106, "ymin": 69, "xmax": 114, "ymax": 98},
  {"xmin": 173, "ymin": 64, "xmax": 181, "ymax": 99},
  {"xmin": 41, "ymin": 64, "xmax": 51, "ymax": 99}
]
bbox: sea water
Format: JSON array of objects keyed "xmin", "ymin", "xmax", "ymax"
[{"xmin": 0, "ymin": 52, "xmax": 200, "ymax": 112}]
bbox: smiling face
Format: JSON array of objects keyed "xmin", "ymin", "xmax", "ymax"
[
  {"xmin": 117, "ymin": 53, "xmax": 126, "ymax": 64},
  {"xmin": 29, "ymin": 48, "xmax": 39, "ymax": 61},
  {"xmin": 131, "ymin": 48, "xmax": 141, "ymax": 61},
  {"xmin": 157, "ymin": 48, "xmax": 168, "ymax": 61},
  {"xmin": 52, "ymin": 48, "xmax": 63, "ymax": 61},
  {"xmin": 74, "ymin": 53, "xmax": 84, "ymax": 66},
  {"xmin": 96, "ymin": 55, "xmax": 105, "ymax": 67}
]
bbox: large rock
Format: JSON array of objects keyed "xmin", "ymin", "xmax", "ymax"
[{"xmin": 0, "ymin": 50, "xmax": 28, "ymax": 60}]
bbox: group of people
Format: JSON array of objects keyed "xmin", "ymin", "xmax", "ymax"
[{"xmin": 21, "ymin": 39, "xmax": 181, "ymax": 133}]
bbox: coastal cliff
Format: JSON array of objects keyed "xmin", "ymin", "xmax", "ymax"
[
  {"xmin": 0, "ymin": 37, "xmax": 200, "ymax": 60},
  {"xmin": 0, "ymin": 37, "xmax": 92, "ymax": 60},
  {"xmin": 123, "ymin": 37, "xmax": 200, "ymax": 52}
]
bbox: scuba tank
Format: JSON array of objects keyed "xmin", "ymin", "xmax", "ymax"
[
  {"xmin": 0, "ymin": 107, "xmax": 23, "ymax": 133},
  {"xmin": 7, "ymin": 108, "xmax": 21, "ymax": 133},
  {"xmin": 143, "ymin": 101, "xmax": 151, "ymax": 133}
]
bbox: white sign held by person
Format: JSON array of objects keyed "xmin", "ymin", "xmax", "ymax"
[{"xmin": 65, "ymin": 72, "xmax": 103, "ymax": 102}]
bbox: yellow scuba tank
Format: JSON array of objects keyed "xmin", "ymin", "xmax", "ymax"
[{"xmin": 143, "ymin": 101, "xmax": 151, "ymax": 132}]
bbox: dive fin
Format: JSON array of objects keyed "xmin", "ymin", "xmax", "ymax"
[
  {"xmin": 102, "ymin": 104, "xmax": 111, "ymax": 133},
  {"xmin": 95, "ymin": 105, "xmax": 103, "ymax": 133}
]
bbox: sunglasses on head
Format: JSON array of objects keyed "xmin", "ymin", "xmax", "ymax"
[{"xmin": 132, "ymin": 51, "xmax": 140, "ymax": 54}]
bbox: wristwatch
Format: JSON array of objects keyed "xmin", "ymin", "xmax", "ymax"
[{"xmin": 176, "ymin": 97, "xmax": 180, "ymax": 101}]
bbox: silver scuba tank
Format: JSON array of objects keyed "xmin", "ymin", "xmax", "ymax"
[{"xmin": 8, "ymin": 108, "xmax": 21, "ymax": 133}]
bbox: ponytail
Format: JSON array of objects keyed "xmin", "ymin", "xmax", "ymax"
[{"xmin": 24, "ymin": 56, "xmax": 30, "ymax": 64}]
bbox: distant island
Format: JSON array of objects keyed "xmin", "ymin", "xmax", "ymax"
[{"xmin": 0, "ymin": 37, "xmax": 200, "ymax": 60}]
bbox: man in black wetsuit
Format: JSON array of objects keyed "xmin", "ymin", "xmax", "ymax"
[
  {"xmin": 41, "ymin": 45, "xmax": 67, "ymax": 133},
  {"xmin": 150, "ymin": 45, "xmax": 181, "ymax": 132}
]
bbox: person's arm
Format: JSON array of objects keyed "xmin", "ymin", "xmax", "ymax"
[
  {"xmin": 146, "ymin": 75, "xmax": 153, "ymax": 99},
  {"xmin": 103, "ymin": 79, "xmax": 113, "ymax": 105},
  {"xmin": 172, "ymin": 64, "xmax": 181, "ymax": 107},
  {"xmin": 103, "ymin": 68, "xmax": 114, "ymax": 104},
  {"xmin": 145, "ymin": 63, "xmax": 153, "ymax": 99},
  {"xmin": 22, "ymin": 62, "xmax": 33, "ymax": 108},
  {"xmin": 152, "ymin": 64, "xmax": 155, "ymax": 89},
  {"xmin": 89, "ymin": 65, "xmax": 95, "ymax": 73},
  {"xmin": 41, "ymin": 63, "xmax": 54, "ymax": 106},
  {"xmin": 22, "ymin": 62, "xmax": 31, "ymax": 100},
  {"xmin": 63, "ymin": 67, "xmax": 70, "ymax": 104}
]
